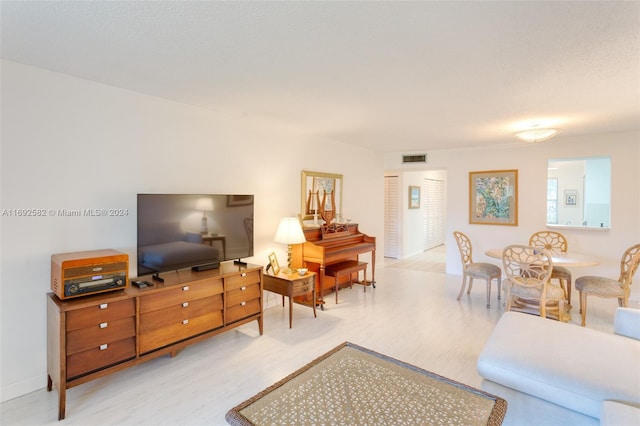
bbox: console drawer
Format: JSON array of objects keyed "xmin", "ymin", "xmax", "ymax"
[
  {"xmin": 139, "ymin": 311, "xmax": 223, "ymax": 354},
  {"xmin": 66, "ymin": 316, "xmax": 135, "ymax": 355},
  {"xmin": 226, "ymin": 299, "xmax": 261, "ymax": 324},
  {"xmin": 139, "ymin": 279, "xmax": 223, "ymax": 313},
  {"xmin": 66, "ymin": 299, "xmax": 134, "ymax": 331},
  {"xmin": 66, "ymin": 337, "xmax": 136, "ymax": 379},
  {"xmin": 292, "ymin": 276, "xmax": 315, "ymax": 297},
  {"xmin": 226, "ymin": 270, "xmax": 261, "ymax": 291},
  {"xmin": 226, "ymin": 283, "xmax": 260, "ymax": 307},
  {"xmin": 139, "ymin": 295, "xmax": 222, "ymax": 334}
]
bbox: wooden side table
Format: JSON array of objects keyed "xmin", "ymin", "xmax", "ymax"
[
  {"xmin": 202, "ymin": 234, "xmax": 226, "ymax": 259},
  {"xmin": 263, "ymin": 271, "xmax": 317, "ymax": 328}
]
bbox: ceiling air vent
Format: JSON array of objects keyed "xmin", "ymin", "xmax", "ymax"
[{"xmin": 402, "ymin": 154, "xmax": 427, "ymax": 164}]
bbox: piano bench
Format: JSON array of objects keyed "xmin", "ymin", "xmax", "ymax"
[{"xmin": 325, "ymin": 261, "xmax": 369, "ymax": 304}]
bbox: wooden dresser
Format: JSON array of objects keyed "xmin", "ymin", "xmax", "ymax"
[{"xmin": 47, "ymin": 262, "xmax": 263, "ymax": 420}]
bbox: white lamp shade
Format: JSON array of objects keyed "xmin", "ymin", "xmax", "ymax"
[
  {"xmin": 196, "ymin": 197, "xmax": 214, "ymax": 211},
  {"xmin": 274, "ymin": 217, "xmax": 306, "ymax": 244}
]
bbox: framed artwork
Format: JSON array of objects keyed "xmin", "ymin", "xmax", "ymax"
[
  {"xmin": 564, "ymin": 190, "xmax": 577, "ymax": 206},
  {"xmin": 408, "ymin": 186, "xmax": 420, "ymax": 209},
  {"xmin": 227, "ymin": 194, "xmax": 254, "ymax": 207},
  {"xmin": 267, "ymin": 252, "xmax": 280, "ymax": 275},
  {"xmin": 469, "ymin": 169, "xmax": 518, "ymax": 226}
]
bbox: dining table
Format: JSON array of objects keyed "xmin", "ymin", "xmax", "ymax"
[{"xmin": 484, "ymin": 248, "xmax": 600, "ymax": 267}]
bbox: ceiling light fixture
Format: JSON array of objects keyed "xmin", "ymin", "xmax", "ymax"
[{"xmin": 515, "ymin": 126, "xmax": 560, "ymax": 143}]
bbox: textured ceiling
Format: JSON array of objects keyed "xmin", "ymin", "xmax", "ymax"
[{"xmin": 2, "ymin": 1, "xmax": 639, "ymax": 152}]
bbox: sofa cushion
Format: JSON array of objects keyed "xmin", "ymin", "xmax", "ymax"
[
  {"xmin": 614, "ymin": 308, "xmax": 640, "ymax": 341},
  {"xmin": 477, "ymin": 312, "xmax": 640, "ymax": 419},
  {"xmin": 600, "ymin": 400, "xmax": 640, "ymax": 425}
]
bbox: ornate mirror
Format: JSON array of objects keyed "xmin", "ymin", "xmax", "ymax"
[{"xmin": 300, "ymin": 170, "xmax": 343, "ymax": 222}]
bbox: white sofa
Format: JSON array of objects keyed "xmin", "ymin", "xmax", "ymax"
[{"xmin": 477, "ymin": 309, "xmax": 640, "ymax": 423}]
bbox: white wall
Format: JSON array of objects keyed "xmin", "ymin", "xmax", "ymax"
[
  {"xmin": 385, "ymin": 133, "xmax": 640, "ymax": 297},
  {"xmin": 0, "ymin": 61, "xmax": 384, "ymax": 401}
]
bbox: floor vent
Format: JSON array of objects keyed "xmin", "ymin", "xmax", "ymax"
[{"xmin": 402, "ymin": 154, "xmax": 427, "ymax": 164}]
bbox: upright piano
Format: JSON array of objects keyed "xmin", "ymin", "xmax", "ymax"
[{"xmin": 291, "ymin": 223, "xmax": 375, "ymax": 307}]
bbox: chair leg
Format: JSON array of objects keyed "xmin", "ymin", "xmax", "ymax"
[
  {"xmin": 456, "ymin": 274, "xmax": 467, "ymax": 300},
  {"xmin": 467, "ymin": 277, "xmax": 474, "ymax": 294},
  {"xmin": 566, "ymin": 278, "xmax": 572, "ymax": 306},
  {"xmin": 579, "ymin": 291, "xmax": 587, "ymax": 326},
  {"xmin": 485, "ymin": 279, "xmax": 491, "ymax": 308},
  {"xmin": 497, "ymin": 276, "xmax": 501, "ymax": 300}
]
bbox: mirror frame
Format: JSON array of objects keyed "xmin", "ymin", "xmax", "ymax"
[{"xmin": 300, "ymin": 170, "xmax": 343, "ymax": 221}]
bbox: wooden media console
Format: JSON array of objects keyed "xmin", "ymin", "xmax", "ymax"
[{"xmin": 47, "ymin": 262, "xmax": 263, "ymax": 420}]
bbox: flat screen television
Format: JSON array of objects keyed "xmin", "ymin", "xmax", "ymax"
[{"xmin": 137, "ymin": 194, "xmax": 254, "ymax": 279}]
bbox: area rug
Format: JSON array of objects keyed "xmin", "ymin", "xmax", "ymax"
[{"xmin": 226, "ymin": 342, "xmax": 507, "ymax": 425}]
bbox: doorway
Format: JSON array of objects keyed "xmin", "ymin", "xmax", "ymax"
[{"xmin": 384, "ymin": 170, "xmax": 447, "ymax": 260}]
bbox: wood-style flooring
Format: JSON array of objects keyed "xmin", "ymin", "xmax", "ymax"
[{"xmin": 2, "ymin": 245, "xmax": 619, "ymax": 425}]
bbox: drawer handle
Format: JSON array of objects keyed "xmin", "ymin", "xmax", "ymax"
[
  {"xmin": 182, "ymin": 319, "xmax": 189, "ymax": 325},
  {"xmin": 99, "ymin": 322, "xmax": 108, "ymax": 329},
  {"xmin": 182, "ymin": 285, "xmax": 190, "ymax": 291},
  {"xmin": 99, "ymin": 344, "xmax": 108, "ymax": 351},
  {"xmin": 241, "ymin": 286, "xmax": 246, "ymax": 291},
  {"xmin": 241, "ymin": 273, "xmax": 247, "ymax": 277},
  {"xmin": 99, "ymin": 303, "xmax": 108, "ymax": 310},
  {"xmin": 182, "ymin": 302, "xmax": 189, "ymax": 308},
  {"xmin": 240, "ymin": 301, "xmax": 246, "ymax": 306}
]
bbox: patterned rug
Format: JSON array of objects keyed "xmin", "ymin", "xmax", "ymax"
[{"xmin": 226, "ymin": 342, "xmax": 506, "ymax": 425}]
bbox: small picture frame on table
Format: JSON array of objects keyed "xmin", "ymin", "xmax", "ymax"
[{"xmin": 267, "ymin": 252, "xmax": 280, "ymax": 275}]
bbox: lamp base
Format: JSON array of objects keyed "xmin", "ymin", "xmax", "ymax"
[{"xmin": 282, "ymin": 267, "xmax": 297, "ymax": 275}]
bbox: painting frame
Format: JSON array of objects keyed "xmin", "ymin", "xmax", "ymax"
[
  {"xmin": 564, "ymin": 190, "xmax": 577, "ymax": 206},
  {"xmin": 408, "ymin": 186, "xmax": 420, "ymax": 209},
  {"xmin": 267, "ymin": 252, "xmax": 280, "ymax": 275},
  {"xmin": 469, "ymin": 169, "xmax": 518, "ymax": 226},
  {"xmin": 227, "ymin": 194, "xmax": 254, "ymax": 207}
]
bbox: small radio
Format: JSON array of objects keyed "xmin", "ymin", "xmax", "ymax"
[{"xmin": 51, "ymin": 249, "xmax": 129, "ymax": 299}]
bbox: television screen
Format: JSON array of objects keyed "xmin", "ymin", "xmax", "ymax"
[{"xmin": 137, "ymin": 194, "xmax": 254, "ymax": 277}]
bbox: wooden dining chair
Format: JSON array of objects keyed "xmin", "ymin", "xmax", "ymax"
[
  {"xmin": 502, "ymin": 245, "xmax": 569, "ymax": 321},
  {"xmin": 575, "ymin": 244, "xmax": 640, "ymax": 326},
  {"xmin": 453, "ymin": 231, "xmax": 501, "ymax": 308},
  {"xmin": 529, "ymin": 231, "xmax": 573, "ymax": 305}
]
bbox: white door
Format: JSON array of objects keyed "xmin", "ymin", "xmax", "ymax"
[
  {"xmin": 422, "ymin": 178, "xmax": 445, "ymax": 250},
  {"xmin": 384, "ymin": 175, "xmax": 399, "ymax": 258}
]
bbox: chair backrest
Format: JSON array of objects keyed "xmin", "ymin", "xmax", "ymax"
[
  {"xmin": 502, "ymin": 245, "xmax": 554, "ymax": 289},
  {"xmin": 453, "ymin": 231, "xmax": 473, "ymax": 267},
  {"xmin": 529, "ymin": 231, "xmax": 568, "ymax": 253},
  {"xmin": 618, "ymin": 244, "xmax": 640, "ymax": 288}
]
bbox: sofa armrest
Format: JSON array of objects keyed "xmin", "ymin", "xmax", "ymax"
[{"xmin": 614, "ymin": 308, "xmax": 640, "ymax": 341}]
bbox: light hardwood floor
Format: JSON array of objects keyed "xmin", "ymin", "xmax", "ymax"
[{"xmin": 2, "ymin": 245, "xmax": 618, "ymax": 425}]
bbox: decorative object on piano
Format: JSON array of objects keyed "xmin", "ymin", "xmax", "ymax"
[
  {"xmin": 301, "ymin": 170, "xmax": 343, "ymax": 223},
  {"xmin": 267, "ymin": 252, "xmax": 280, "ymax": 275},
  {"xmin": 318, "ymin": 189, "xmax": 336, "ymax": 225},
  {"xmin": 469, "ymin": 169, "xmax": 518, "ymax": 226},
  {"xmin": 408, "ymin": 186, "xmax": 420, "ymax": 209},
  {"xmin": 274, "ymin": 217, "xmax": 306, "ymax": 274}
]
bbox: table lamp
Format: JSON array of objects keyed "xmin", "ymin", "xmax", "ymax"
[
  {"xmin": 274, "ymin": 217, "xmax": 306, "ymax": 274},
  {"xmin": 196, "ymin": 197, "xmax": 214, "ymax": 234}
]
